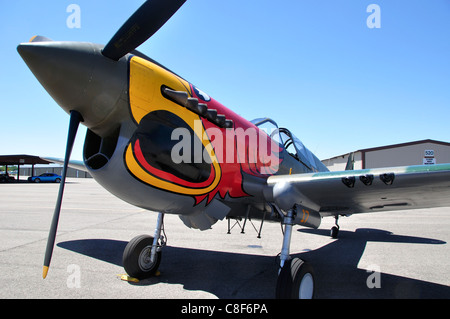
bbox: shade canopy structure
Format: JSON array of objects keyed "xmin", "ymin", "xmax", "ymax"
[
  {"xmin": 0, "ymin": 154, "xmax": 52, "ymax": 166},
  {"xmin": 0, "ymin": 155, "xmax": 53, "ymax": 178}
]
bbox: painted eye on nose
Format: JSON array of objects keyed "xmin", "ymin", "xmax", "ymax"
[{"xmin": 130, "ymin": 110, "xmax": 215, "ymax": 187}]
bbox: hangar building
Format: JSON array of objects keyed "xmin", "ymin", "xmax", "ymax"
[{"xmin": 322, "ymin": 139, "xmax": 450, "ymax": 172}]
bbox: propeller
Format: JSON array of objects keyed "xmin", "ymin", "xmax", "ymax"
[
  {"xmin": 29, "ymin": 35, "xmax": 52, "ymax": 43},
  {"xmin": 40, "ymin": 0, "xmax": 185, "ymax": 278},
  {"xmin": 102, "ymin": 0, "xmax": 186, "ymax": 61},
  {"xmin": 42, "ymin": 111, "xmax": 83, "ymax": 279}
]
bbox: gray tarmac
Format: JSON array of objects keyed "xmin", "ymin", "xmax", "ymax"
[{"xmin": 1, "ymin": 178, "xmax": 449, "ymax": 299}]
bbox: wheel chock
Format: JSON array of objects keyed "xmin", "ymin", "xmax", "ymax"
[{"xmin": 118, "ymin": 274, "xmax": 139, "ymax": 283}]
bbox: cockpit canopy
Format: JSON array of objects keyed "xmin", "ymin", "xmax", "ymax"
[{"xmin": 251, "ymin": 118, "xmax": 327, "ymax": 172}]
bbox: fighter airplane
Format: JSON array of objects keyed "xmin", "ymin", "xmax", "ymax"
[{"xmin": 17, "ymin": 0, "xmax": 450, "ymax": 299}]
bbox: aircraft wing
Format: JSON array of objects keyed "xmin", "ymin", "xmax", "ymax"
[
  {"xmin": 267, "ymin": 163, "xmax": 450, "ymax": 217},
  {"xmin": 41, "ymin": 157, "xmax": 88, "ymax": 172}
]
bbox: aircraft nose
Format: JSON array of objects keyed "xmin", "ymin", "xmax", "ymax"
[
  {"xmin": 17, "ymin": 40, "xmax": 128, "ymax": 132},
  {"xmin": 17, "ymin": 41, "xmax": 94, "ymax": 113}
]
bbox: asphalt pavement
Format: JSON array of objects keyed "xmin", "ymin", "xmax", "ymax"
[{"xmin": 1, "ymin": 178, "xmax": 449, "ymax": 299}]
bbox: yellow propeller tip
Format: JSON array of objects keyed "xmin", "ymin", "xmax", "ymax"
[{"xmin": 42, "ymin": 266, "xmax": 49, "ymax": 279}]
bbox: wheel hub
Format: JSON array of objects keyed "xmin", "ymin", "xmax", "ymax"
[
  {"xmin": 299, "ymin": 273, "xmax": 314, "ymax": 299},
  {"xmin": 138, "ymin": 246, "xmax": 154, "ymax": 271}
]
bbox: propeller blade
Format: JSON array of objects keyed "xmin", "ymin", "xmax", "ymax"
[
  {"xmin": 102, "ymin": 0, "xmax": 186, "ymax": 61},
  {"xmin": 29, "ymin": 35, "xmax": 52, "ymax": 43},
  {"xmin": 42, "ymin": 111, "xmax": 83, "ymax": 279}
]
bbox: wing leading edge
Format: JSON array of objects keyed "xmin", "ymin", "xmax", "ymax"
[
  {"xmin": 267, "ymin": 163, "xmax": 450, "ymax": 217},
  {"xmin": 41, "ymin": 157, "xmax": 87, "ymax": 172}
]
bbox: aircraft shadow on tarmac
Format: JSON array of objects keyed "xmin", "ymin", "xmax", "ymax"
[{"xmin": 58, "ymin": 228, "xmax": 449, "ymax": 299}]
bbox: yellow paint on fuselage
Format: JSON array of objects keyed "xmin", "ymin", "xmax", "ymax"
[
  {"xmin": 125, "ymin": 56, "xmax": 222, "ymax": 196},
  {"xmin": 128, "ymin": 56, "xmax": 192, "ymax": 124}
]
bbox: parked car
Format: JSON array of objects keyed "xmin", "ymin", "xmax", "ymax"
[
  {"xmin": 0, "ymin": 173, "xmax": 15, "ymax": 183},
  {"xmin": 28, "ymin": 173, "xmax": 62, "ymax": 183}
]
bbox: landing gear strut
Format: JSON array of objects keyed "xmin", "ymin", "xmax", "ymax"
[
  {"xmin": 275, "ymin": 209, "xmax": 315, "ymax": 299},
  {"xmin": 123, "ymin": 212, "xmax": 165, "ymax": 279}
]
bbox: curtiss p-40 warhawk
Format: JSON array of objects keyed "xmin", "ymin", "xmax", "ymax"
[{"xmin": 18, "ymin": 0, "xmax": 450, "ymax": 298}]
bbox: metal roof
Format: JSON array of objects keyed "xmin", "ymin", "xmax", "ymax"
[{"xmin": 0, "ymin": 155, "xmax": 53, "ymax": 166}]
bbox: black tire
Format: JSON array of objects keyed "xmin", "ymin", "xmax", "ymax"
[
  {"xmin": 123, "ymin": 235, "xmax": 161, "ymax": 279},
  {"xmin": 330, "ymin": 226, "xmax": 339, "ymax": 238},
  {"xmin": 55, "ymin": 178, "xmax": 61, "ymax": 183},
  {"xmin": 276, "ymin": 258, "xmax": 315, "ymax": 299},
  {"xmin": 34, "ymin": 178, "xmax": 40, "ymax": 183}
]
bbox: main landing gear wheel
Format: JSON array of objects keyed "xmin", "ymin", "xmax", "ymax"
[
  {"xmin": 276, "ymin": 258, "xmax": 315, "ymax": 299},
  {"xmin": 123, "ymin": 234, "xmax": 162, "ymax": 279}
]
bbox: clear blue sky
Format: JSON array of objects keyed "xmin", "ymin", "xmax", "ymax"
[{"xmin": 1, "ymin": 0, "xmax": 449, "ymax": 161}]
